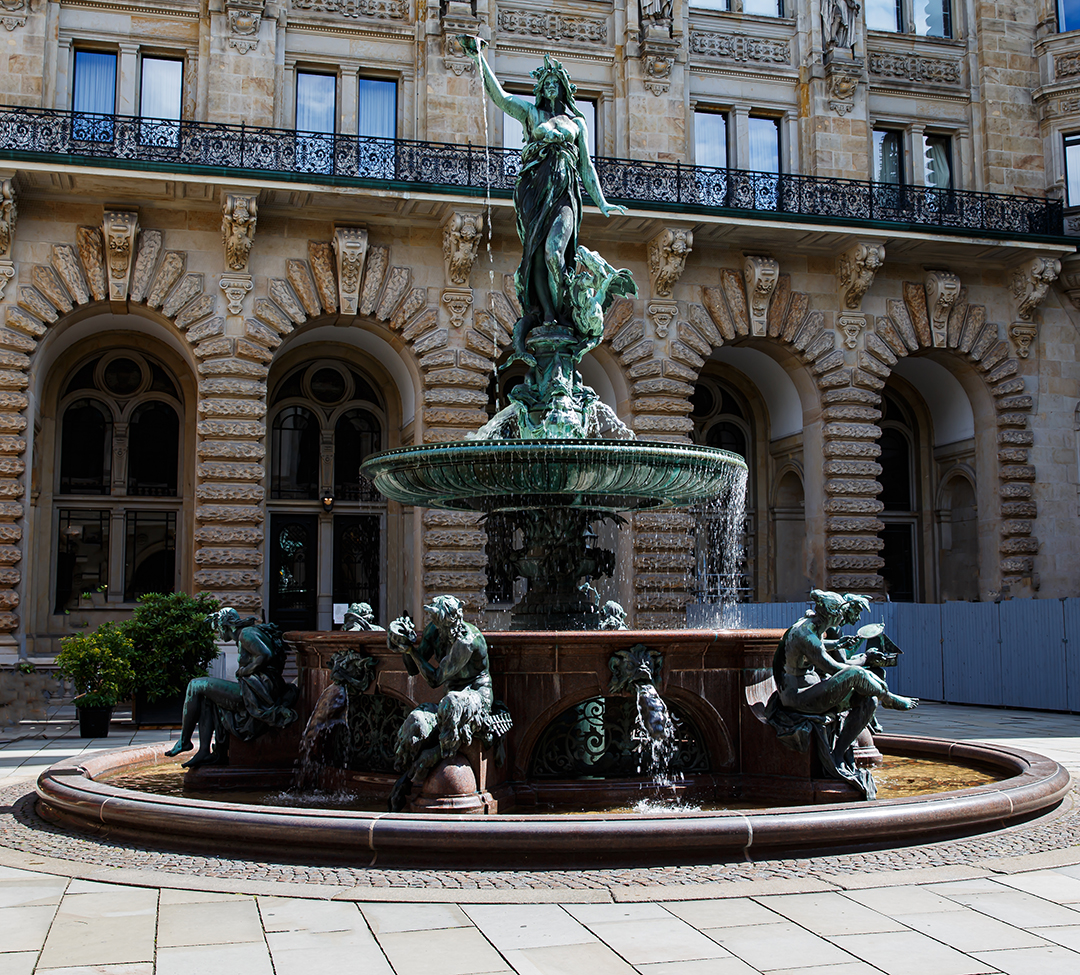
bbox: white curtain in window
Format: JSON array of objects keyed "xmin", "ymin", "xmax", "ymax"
[
  {"xmin": 74, "ymin": 52, "xmax": 117, "ymax": 115},
  {"xmin": 695, "ymin": 112, "xmax": 727, "ymax": 169},
  {"xmin": 874, "ymin": 131, "xmax": 902, "ymax": 183},
  {"xmin": 916, "ymin": 0, "xmax": 949, "ymax": 37},
  {"xmin": 692, "ymin": 0, "xmax": 730, "ymax": 8},
  {"xmin": 1065, "ymin": 138, "xmax": 1080, "ymax": 207},
  {"xmin": 923, "ymin": 136, "xmax": 951, "ymax": 189},
  {"xmin": 358, "ymin": 78, "xmax": 396, "ymax": 139},
  {"xmin": 297, "ymin": 73, "xmax": 336, "ymax": 133},
  {"xmin": 865, "ymin": 0, "xmax": 901, "ymax": 31},
  {"xmin": 743, "ymin": 0, "xmax": 780, "ymax": 15},
  {"xmin": 748, "ymin": 117, "xmax": 780, "ymax": 174},
  {"xmin": 140, "ymin": 59, "xmax": 183, "ymax": 120},
  {"xmin": 1061, "ymin": 0, "xmax": 1080, "ymax": 32}
]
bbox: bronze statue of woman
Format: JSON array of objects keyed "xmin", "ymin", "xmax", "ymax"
[{"xmin": 460, "ymin": 37, "xmax": 627, "ymax": 357}]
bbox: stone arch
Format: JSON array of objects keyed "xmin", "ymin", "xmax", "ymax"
[
  {"xmin": 0, "ymin": 222, "xmax": 227, "ymax": 641},
  {"xmin": 870, "ymin": 281, "xmax": 1037, "ymax": 597}
]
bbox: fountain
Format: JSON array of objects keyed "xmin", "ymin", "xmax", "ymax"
[{"xmin": 33, "ymin": 43, "xmax": 1070, "ymax": 869}]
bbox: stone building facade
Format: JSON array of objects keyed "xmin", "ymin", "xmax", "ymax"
[{"xmin": 0, "ymin": 0, "xmax": 1076, "ymax": 665}]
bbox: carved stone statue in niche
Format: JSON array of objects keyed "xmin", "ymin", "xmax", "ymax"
[
  {"xmin": 640, "ymin": 0, "xmax": 673, "ymax": 36},
  {"xmin": 823, "ymin": 0, "xmax": 860, "ymax": 51},
  {"xmin": 647, "ymin": 227, "xmax": 693, "ymax": 298},
  {"xmin": 443, "ymin": 210, "xmax": 483, "ymax": 287},
  {"xmin": 222, "ymin": 194, "xmax": 258, "ymax": 273}
]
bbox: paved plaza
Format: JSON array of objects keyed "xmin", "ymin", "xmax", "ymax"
[{"xmin": 1, "ymin": 702, "xmax": 1080, "ymax": 974}]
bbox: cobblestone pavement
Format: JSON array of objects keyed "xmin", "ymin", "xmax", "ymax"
[{"xmin": 2, "ymin": 703, "xmax": 1080, "ymax": 973}]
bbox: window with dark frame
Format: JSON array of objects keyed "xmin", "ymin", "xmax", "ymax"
[{"xmin": 1065, "ymin": 132, "xmax": 1080, "ymax": 207}]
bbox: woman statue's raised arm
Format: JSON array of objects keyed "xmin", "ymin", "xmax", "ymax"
[{"xmin": 459, "ymin": 36, "xmax": 531, "ymax": 128}]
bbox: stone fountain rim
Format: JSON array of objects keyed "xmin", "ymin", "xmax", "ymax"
[{"xmin": 35, "ymin": 735, "xmax": 1070, "ymax": 868}]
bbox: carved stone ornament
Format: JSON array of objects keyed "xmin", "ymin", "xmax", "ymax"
[
  {"xmin": 496, "ymin": 8, "xmax": 607, "ymax": 44},
  {"xmin": 689, "ymin": 31, "xmax": 790, "ymax": 66},
  {"xmin": 1011, "ymin": 256, "xmax": 1061, "ymax": 322},
  {"xmin": 838, "ymin": 242, "xmax": 884, "ymax": 310},
  {"xmin": 292, "ymin": 0, "xmax": 408, "ymax": 20},
  {"xmin": 0, "ymin": 260, "xmax": 12, "ymax": 300},
  {"xmin": 868, "ymin": 51, "xmax": 962, "ymax": 86},
  {"xmin": 838, "ymin": 314, "xmax": 867, "ymax": 351},
  {"xmin": 0, "ymin": 178, "xmax": 15, "ymax": 260},
  {"xmin": 442, "ymin": 211, "xmax": 483, "ymax": 287},
  {"xmin": 642, "ymin": 54, "xmax": 674, "ymax": 96},
  {"xmin": 441, "ymin": 287, "xmax": 473, "ymax": 329},
  {"xmin": 647, "ymin": 227, "xmax": 692, "ymax": 298},
  {"xmin": 825, "ymin": 57, "xmax": 862, "ymax": 116},
  {"xmin": 333, "ymin": 226, "xmax": 369, "ymax": 316},
  {"xmin": 647, "ymin": 299, "xmax": 678, "ymax": 339},
  {"xmin": 924, "ymin": 270, "xmax": 961, "ymax": 337},
  {"xmin": 220, "ymin": 273, "xmax": 253, "ymax": 315},
  {"xmin": 1060, "ymin": 261, "xmax": 1080, "ymax": 313},
  {"xmin": 0, "ymin": 0, "xmax": 27, "ymax": 31},
  {"xmin": 222, "ymin": 193, "xmax": 258, "ymax": 273},
  {"xmin": 226, "ymin": 1, "xmax": 264, "ymax": 54},
  {"xmin": 102, "ymin": 210, "xmax": 139, "ymax": 308},
  {"xmin": 743, "ymin": 255, "xmax": 779, "ymax": 336},
  {"xmin": 1008, "ymin": 322, "xmax": 1038, "ymax": 359},
  {"xmin": 443, "ymin": 31, "xmax": 475, "ymax": 78}
]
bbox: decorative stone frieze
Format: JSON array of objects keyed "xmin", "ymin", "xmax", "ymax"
[
  {"xmin": 742, "ymin": 256, "xmax": 779, "ymax": 336},
  {"xmin": 642, "ymin": 54, "xmax": 674, "ymax": 97},
  {"xmin": 497, "ymin": 8, "xmax": 607, "ymax": 44},
  {"xmin": 292, "ymin": 0, "xmax": 409, "ymax": 19},
  {"xmin": 689, "ymin": 31, "xmax": 789, "ymax": 65},
  {"xmin": 102, "ymin": 211, "xmax": 139, "ymax": 310},
  {"xmin": 76, "ymin": 227, "xmax": 107, "ymax": 302},
  {"xmin": 837, "ymin": 241, "xmax": 884, "ymax": 310},
  {"xmin": 647, "ymin": 228, "xmax": 692, "ymax": 298},
  {"xmin": 222, "ymin": 193, "xmax": 258, "ymax": 274},
  {"xmin": 442, "ymin": 32, "xmax": 475, "ymax": 78},
  {"xmin": 220, "ymin": 274, "xmax": 253, "ymax": 316},
  {"xmin": 443, "ymin": 211, "xmax": 483, "ymax": 287},
  {"xmin": 1056, "ymin": 53, "xmax": 1080, "ymax": 78},
  {"xmin": 1011, "ymin": 256, "xmax": 1061, "ymax": 322},
  {"xmin": 225, "ymin": 0, "xmax": 263, "ymax": 54},
  {"xmin": 333, "ymin": 227, "xmax": 369, "ymax": 316},
  {"xmin": 308, "ymin": 241, "xmax": 337, "ymax": 313},
  {"xmin": 868, "ymin": 51, "xmax": 962, "ymax": 85},
  {"xmin": 441, "ymin": 288, "xmax": 473, "ymax": 330}
]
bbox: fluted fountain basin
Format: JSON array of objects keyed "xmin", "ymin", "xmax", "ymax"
[
  {"xmin": 360, "ymin": 439, "xmax": 747, "ymax": 513},
  {"xmin": 35, "ymin": 736, "xmax": 1070, "ymax": 869}
]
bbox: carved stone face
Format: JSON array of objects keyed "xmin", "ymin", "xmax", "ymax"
[{"xmin": 747, "ymin": 258, "xmax": 779, "ymax": 293}]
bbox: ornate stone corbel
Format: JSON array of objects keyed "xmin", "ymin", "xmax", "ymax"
[
  {"xmin": 924, "ymin": 270, "xmax": 961, "ymax": 345},
  {"xmin": 1060, "ymin": 257, "xmax": 1080, "ymax": 312},
  {"xmin": 646, "ymin": 227, "xmax": 692, "ymax": 298},
  {"xmin": 222, "ymin": 193, "xmax": 258, "ymax": 273},
  {"xmin": 220, "ymin": 274, "xmax": 253, "ymax": 316},
  {"xmin": 647, "ymin": 299, "xmax": 678, "ymax": 339},
  {"xmin": 333, "ymin": 227, "xmax": 369, "ymax": 316},
  {"xmin": 825, "ymin": 57, "xmax": 862, "ymax": 116},
  {"xmin": 443, "ymin": 33, "xmax": 475, "ymax": 77},
  {"xmin": 0, "ymin": 179, "xmax": 16, "ymax": 300},
  {"xmin": 838, "ymin": 314, "xmax": 867, "ymax": 350},
  {"xmin": 442, "ymin": 287, "xmax": 473, "ymax": 329},
  {"xmin": 1011, "ymin": 256, "xmax": 1062, "ymax": 322},
  {"xmin": 0, "ymin": 0, "xmax": 27, "ymax": 31},
  {"xmin": 837, "ymin": 241, "xmax": 884, "ymax": 310},
  {"xmin": 743, "ymin": 255, "xmax": 779, "ymax": 336},
  {"xmin": 1008, "ymin": 322, "xmax": 1038, "ymax": 359},
  {"xmin": 443, "ymin": 211, "xmax": 483, "ymax": 287},
  {"xmin": 226, "ymin": 0, "xmax": 264, "ymax": 54},
  {"xmin": 102, "ymin": 210, "xmax": 139, "ymax": 311}
]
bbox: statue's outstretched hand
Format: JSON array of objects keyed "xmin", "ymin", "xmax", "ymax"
[
  {"xmin": 600, "ymin": 203, "xmax": 627, "ymax": 218},
  {"xmin": 457, "ymin": 35, "xmax": 486, "ymax": 59}
]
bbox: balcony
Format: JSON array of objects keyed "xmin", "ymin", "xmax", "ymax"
[{"xmin": 0, "ymin": 106, "xmax": 1066, "ymax": 242}]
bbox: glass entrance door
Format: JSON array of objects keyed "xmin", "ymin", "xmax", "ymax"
[
  {"xmin": 269, "ymin": 513, "xmax": 318, "ymax": 631},
  {"xmin": 333, "ymin": 514, "xmax": 381, "ymax": 610}
]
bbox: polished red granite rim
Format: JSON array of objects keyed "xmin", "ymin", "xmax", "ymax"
[{"xmin": 35, "ymin": 735, "xmax": 1070, "ymax": 869}]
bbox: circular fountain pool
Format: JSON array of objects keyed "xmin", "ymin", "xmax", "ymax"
[{"xmin": 36, "ymin": 734, "xmax": 1069, "ymax": 869}]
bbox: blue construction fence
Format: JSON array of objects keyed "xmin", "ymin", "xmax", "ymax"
[{"xmin": 686, "ymin": 598, "xmax": 1080, "ymax": 713}]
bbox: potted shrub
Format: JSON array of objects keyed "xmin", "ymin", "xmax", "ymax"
[
  {"xmin": 55, "ymin": 623, "xmax": 136, "ymax": 738},
  {"xmin": 122, "ymin": 592, "xmax": 220, "ymax": 727}
]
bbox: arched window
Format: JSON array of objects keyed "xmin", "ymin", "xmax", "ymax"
[
  {"xmin": 128, "ymin": 401, "xmax": 179, "ymax": 496},
  {"xmin": 268, "ymin": 361, "xmax": 387, "ymax": 631},
  {"xmin": 271, "ymin": 406, "xmax": 320, "ymax": 500},
  {"xmin": 59, "ymin": 399, "xmax": 112, "ymax": 495},
  {"xmin": 52, "ymin": 351, "xmax": 183, "ymax": 613}
]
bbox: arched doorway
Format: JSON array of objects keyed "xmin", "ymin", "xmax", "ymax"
[{"xmin": 267, "ymin": 360, "xmax": 387, "ymax": 631}]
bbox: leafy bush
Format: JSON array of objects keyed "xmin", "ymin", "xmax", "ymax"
[
  {"xmin": 56, "ymin": 623, "xmax": 136, "ymax": 708},
  {"xmin": 121, "ymin": 592, "xmax": 220, "ymax": 702}
]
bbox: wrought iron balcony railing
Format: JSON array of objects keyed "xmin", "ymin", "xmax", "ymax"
[{"xmin": 0, "ymin": 106, "xmax": 1065, "ymax": 240}]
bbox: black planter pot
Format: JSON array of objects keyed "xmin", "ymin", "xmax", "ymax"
[
  {"xmin": 77, "ymin": 705, "xmax": 113, "ymax": 738},
  {"xmin": 133, "ymin": 691, "xmax": 185, "ymax": 728}
]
